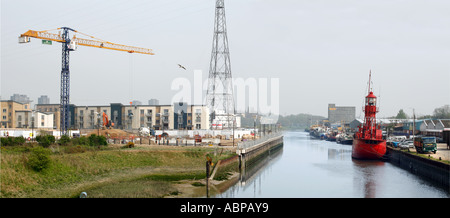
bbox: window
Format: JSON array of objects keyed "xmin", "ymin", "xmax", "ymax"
[
  {"xmin": 18, "ymin": 115, "xmax": 22, "ymax": 121},
  {"xmin": 140, "ymin": 109, "xmax": 144, "ymax": 114},
  {"xmin": 2, "ymin": 116, "xmax": 6, "ymax": 120},
  {"xmin": 196, "ymin": 124, "xmax": 201, "ymax": 129},
  {"xmin": 41, "ymin": 122, "xmax": 44, "ymax": 126},
  {"xmin": 147, "ymin": 109, "xmax": 152, "ymax": 114},
  {"xmin": 41, "ymin": 115, "xmax": 45, "ymax": 120},
  {"xmin": 25, "ymin": 105, "xmax": 27, "ymax": 109},
  {"xmin": 2, "ymin": 109, "xmax": 6, "ymax": 113}
]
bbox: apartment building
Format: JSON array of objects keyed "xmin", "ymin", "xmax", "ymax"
[
  {"xmin": 15, "ymin": 111, "xmax": 53, "ymax": 129},
  {"xmin": 74, "ymin": 105, "xmax": 111, "ymax": 129},
  {"xmin": 1, "ymin": 100, "xmax": 31, "ymax": 128},
  {"xmin": 7, "ymin": 102, "xmax": 210, "ymax": 131}
]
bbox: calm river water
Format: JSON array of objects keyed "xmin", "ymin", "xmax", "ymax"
[{"xmin": 217, "ymin": 131, "xmax": 449, "ymax": 198}]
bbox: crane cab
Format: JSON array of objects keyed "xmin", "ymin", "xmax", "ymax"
[
  {"xmin": 19, "ymin": 36, "xmax": 31, "ymax": 43},
  {"xmin": 68, "ymin": 40, "xmax": 78, "ymax": 51}
]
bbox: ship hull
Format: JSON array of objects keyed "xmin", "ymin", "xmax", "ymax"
[{"xmin": 352, "ymin": 138, "xmax": 386, "ymax": 160}]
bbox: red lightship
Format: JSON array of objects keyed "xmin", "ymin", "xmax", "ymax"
[{"xmin": 352, "ymin": 71, "xmax": 386, "ymax": 160}]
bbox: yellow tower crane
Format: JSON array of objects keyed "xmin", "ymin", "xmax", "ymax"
[{"xmin": 19, "ymin": 27, "xmax": 154, "ymax": 135}]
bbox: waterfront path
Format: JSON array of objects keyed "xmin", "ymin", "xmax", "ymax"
[{"xmin": 424, "ymin": 143, "xmax": 449, "ymax": 161}]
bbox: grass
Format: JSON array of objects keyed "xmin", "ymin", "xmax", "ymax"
[
  {"xmin": 213, "ymin": 161, "xmax": 239, "ymax": 181},
  {"xmin": 1, "ymin": 144, "xmax": 234, "ymax": 198}
]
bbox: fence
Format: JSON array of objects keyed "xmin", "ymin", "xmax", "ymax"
[{"xmin": 237, "ymin": 132, "xmax": 283, "ymax": 150}]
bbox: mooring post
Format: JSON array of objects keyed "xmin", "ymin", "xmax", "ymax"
[{"xmin": 206, "ymin": 160, "xmax": 210, "ymax": 198}]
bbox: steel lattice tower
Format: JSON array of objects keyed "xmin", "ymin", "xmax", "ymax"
[
  {"xmin": 60, "ymin": 27, "xmax": 74, "ymax": 135},
  {"xmin": 206, "ymin": 0, "xmax": 235, "ymax": 129}
]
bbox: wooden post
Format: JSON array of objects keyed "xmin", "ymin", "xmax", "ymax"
[{"xmin": 206, "ymin": 161, "xmax": 210, "ymax": 198}]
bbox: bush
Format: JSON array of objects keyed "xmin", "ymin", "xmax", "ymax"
[
  {"xmin": 71, "ymin": 136, "xmax": 89, "ymax": 146},
  {"xmin": 88, "ymin": 134, "xmax": 107, "ymax": 146},
  {"xmin": 1, "ymin": 136, "xmax": 26, "ymax": 146},
  {"xmin": 27, "ymin": 146, "xmax": 51, "ymax": 172},
  {"xmin": 36, "ymin": 135, "xmax": 55, "ymax": 148},
  {"xmin": 14, "ymin": 136, "xmax": 26, "ymax": 145},
  {"xmin": 58, "ymin": 135, "xmax": 71, "ymax": 146},
  {"xmin": 1, "ymin": 137, "xmax": 13, "ymax": 146}
]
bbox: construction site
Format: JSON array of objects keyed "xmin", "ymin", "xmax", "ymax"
[
  {"xmin": 0, "ymin": 0, "xmax": 279, "ymax": 149},
  {"xmin": 80, "ymin": 126, "xmax": 272, "ymax": 147}
]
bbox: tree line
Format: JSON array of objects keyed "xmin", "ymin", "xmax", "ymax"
[{"xmin": 395, "ymin": 105, "xmax": 450, "ymax": 119}]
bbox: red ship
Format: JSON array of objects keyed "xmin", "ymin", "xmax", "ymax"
[{"xmin": 352, "ymin": 71, "xmax": 386, "ymax": 160}]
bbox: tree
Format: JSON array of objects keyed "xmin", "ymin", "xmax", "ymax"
[
  {"xmin": 396, "ymin": 109, "xmax": 408, "ymax": 119},
  {"xmin": 433, "ymin": 105, "xmax": 450, "ymax": 119}
]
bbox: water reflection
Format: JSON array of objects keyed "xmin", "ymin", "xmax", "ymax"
[
  {"xmin": 352, "ymin": 160, "xmax": 385, "ymax": 198},
  {"xmin": 217, "ymin": 131, "xmax": 449, "ymax": 198},
  {"xmin": 217, "ymin": 146, "xmax": 284, "ymax": 198}
]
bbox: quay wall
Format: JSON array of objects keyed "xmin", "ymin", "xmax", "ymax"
[
  {"xmin": 387, "ymin": 147, "xmax": 450, "ymax": 190},
  {"xmin": 238, "ymin": 135, "xmax": 284, "ymax": 169}
]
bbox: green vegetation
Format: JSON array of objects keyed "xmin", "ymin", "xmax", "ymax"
[
  {"xmin": 432, "ymin": 105, "xmax": 450, "ymax": 119},
  {"xmin": 1, "ymin": 142, "xmax": 237, "ymax": 198},
  {"xmin": 1, "ymin": 136, "xmax": 26, "ymax": 146},
  {"xmin": 213, "ymin": 161, "xmax": 239, "ymax": 181},
  {"xmin": 26, "ymin": 146, "xmax": 52, "ymax": 172},
  {"xmin": 36, "ymin": 135, "xmax": 55, "ymax": 148},
  {"xmin": 396, "ymin": 109, "xmax": 408, "ymax": 119}
]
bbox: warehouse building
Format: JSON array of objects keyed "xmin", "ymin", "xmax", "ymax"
[{"xmin": 328, "ymin": 103, "xmax": 356, "ymax": 124}]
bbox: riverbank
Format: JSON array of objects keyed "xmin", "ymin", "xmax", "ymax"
[
  {"xmin": 387, "ymin": 143, "xmax": 450, "ymax": 190},
  {"xmin": 0, "ymin": 143, "xmax": 238, "ymax": 198}
]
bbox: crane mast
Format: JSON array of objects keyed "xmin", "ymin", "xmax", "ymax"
[
  {"xmin": 19, "ymin": 27, "xmax": 154, "ymax": 135},
  {"xmin": 60, "ymin": 27, "xmax": 72, "ymax": 135}
]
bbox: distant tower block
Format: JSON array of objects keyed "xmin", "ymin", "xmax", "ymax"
[{"xmin": 206, "ymin": 0, "xmax": 235, "ymax": 129}]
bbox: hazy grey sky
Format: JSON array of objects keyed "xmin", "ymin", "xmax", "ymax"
[{"xmin": 1, "ymin": 0, "xmax": 449, "ymax": 118}]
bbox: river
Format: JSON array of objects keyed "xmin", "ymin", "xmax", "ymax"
[{"xmin": 216, "ymin": 131, "xmax": 449, "ymax": 198}]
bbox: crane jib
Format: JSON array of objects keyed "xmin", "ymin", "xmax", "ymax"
[
  {"xmin": 74, "ymin": 37, "xmax": 153, "ymax": 55},
  {"xmin": 21, "ymin": 30, "xmax": 154, "ymax": 55},
  {"xmin": 36, "ymin": 31, "xmax": 64, "ymax": 42}
]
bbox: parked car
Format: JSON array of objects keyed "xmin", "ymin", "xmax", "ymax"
[{"xmin": 398, "ymin": 140, "xmax": 414, "ymax": 148}]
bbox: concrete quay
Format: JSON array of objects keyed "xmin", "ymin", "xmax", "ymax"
[{"xmin": 236, "ymin": 132, "xmax": 284, "ymax": 169}]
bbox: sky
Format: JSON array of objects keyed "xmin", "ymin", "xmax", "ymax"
[{"xmin": 1, "ymin": 0, "xmax": 449, "ymax": 118}]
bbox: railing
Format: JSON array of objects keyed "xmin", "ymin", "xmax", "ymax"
[{"xmin": 237, "ymin": 132, "xmax": 283, "ymax": 151}]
